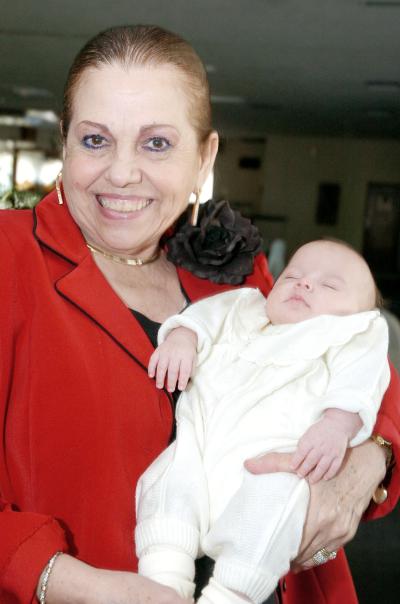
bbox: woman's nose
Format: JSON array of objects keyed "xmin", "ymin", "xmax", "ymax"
[{"xmin": 106, "ymin": 151, "xmax": 142, "ymax": 187}]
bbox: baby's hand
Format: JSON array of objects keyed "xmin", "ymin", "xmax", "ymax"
[
  {"xmin": 290, "ymin": 410, "xmax": 362, "ymax": 484},
  {"xmin": 148, "ymin": 326, "xmax": 198, "ymax": 392}
]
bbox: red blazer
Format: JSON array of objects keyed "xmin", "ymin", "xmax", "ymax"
[{"xmin": 0, "ymin": 191, "xmax": 399, "ymax": 604}]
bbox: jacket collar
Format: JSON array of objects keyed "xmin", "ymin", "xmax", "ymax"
[
  {"xmin": 33, "ymin": 191, "xmax": 238, "ymax": 367},
  {"xmin": 177, "ymin": 265, "xmax": 236, "ymax": 302},
  {"xmin": 34, "ymin": 189, "xmax": 88, "ymax": 265},
  {"xmin": 33, "ymin": 190, "xmax": 154, "ymax": 371}
]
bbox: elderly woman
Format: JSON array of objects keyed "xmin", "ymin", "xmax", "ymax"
[{"xmin": 0, "ymin": 25, "xmax": 398, "ymax": 604}]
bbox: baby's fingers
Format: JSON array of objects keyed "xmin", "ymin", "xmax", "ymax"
[
  {"xmin": 290, "ymin": 440, "xmax": 313, "ymax": 471},
  {"xmin": 290, "ymin": 449, "xmax": 307, "ymax": 471},
  {"xmin": 307, "ymin": 455, "xmax": 332, "ymax": 484},
  {"xmin": 155, "ymin": 360, "xmax": 169, "ymax": 389},
  {"xmin": 177, "ymin": 358, "xmax": 194, "ymax": 391},
  {"xmin": 295, "ymin": 449, "xmax": 320, "ymax": 478},
  {"xmin": 148, "ymin": 350, "xmax": 160, "ymax": 378},
  {"xmin": 323, "ymin": 456, "xmax": 343, "ymax": 481},
  {"xmin": 166, "ymin": 358, "xmax": 182, "ymax": 392}
]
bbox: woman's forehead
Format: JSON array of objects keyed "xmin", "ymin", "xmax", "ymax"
[{"xmin": 70, "ymin": 63, "xmax": 192, "ymax": 122}]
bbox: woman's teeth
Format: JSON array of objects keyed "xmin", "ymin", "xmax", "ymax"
[{"xmin": 97, "ymin": 197, "xmax": 153, "ymax": 212}]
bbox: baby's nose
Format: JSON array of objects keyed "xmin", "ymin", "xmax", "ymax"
[{"xmin": 296, "ymin": 278, "xmax": 312, "ymax": 291}]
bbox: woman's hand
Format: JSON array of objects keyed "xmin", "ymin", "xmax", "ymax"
[
  {"xmin": 245, "ymin": 439, "xmax": 386, "ymax": 572},
  {"xmin": 43, "ymin": 554, "xmax": 190, "ymax": 604}
]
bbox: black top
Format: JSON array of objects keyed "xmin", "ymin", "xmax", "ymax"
[
  {"xmin": 130, "ymin": 308, "xmax": 161, "ymax": 349},
  {"xmin": 129, "ymin": 284, "xmax": 191, "ymax": 405}
]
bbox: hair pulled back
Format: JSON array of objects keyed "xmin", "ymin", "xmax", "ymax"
[{"xmin": 61, "ymin": 25, "xmax": 212, "ymax": 142}]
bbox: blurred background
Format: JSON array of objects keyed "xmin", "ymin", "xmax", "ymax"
[{"xmin": 0, "ymin": 1, "xmax": 399, "ymax": 600}]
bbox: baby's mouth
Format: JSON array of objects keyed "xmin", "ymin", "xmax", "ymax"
[{"xmin": 287, "ymin": 294, "xmax": 310, "ymax": 307}]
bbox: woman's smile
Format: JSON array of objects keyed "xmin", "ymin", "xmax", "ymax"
[{"xmin": 96, "ymin": 194, "xmax": 154, "ymax": 215}]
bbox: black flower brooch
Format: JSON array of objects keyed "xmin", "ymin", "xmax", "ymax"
[{"xmin": 166, "ymin": 199, "xmax": 263, "ymax": 285}]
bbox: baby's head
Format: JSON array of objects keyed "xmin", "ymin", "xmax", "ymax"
[{"xmin": 266, "ymin": 239, "xmax": 379, "ymax": 325}]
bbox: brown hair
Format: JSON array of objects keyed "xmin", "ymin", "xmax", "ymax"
[{"xmin": 61, "ymin": 25, "xmax": 212, "ymax": 142}]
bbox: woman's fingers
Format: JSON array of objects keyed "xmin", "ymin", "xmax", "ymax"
[{"xmin": 244, "ymin": 451, "xmax": 294, "ymax": 474}]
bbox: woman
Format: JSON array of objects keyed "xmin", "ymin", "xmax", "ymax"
[{"xmin": 0, "ymin": 25, "xmax": 398, "ymax": 604}]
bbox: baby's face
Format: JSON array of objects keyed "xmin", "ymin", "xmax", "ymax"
[{"xmin": 265, "ymin": 241, "xmax": 376, "ymax": 325}]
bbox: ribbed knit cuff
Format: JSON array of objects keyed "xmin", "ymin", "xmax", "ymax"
[
  {"xmin": 214, "ymin": 559, "xmax": 278, "ymax": 603},
  {"xmin": 139, "ymin": 550, "xmax": 196, "ymax": 598},
  {"xmin": 198, "ymin": 578, "xmax": 252, "ymax": 604},
  {"xmin": 135, "ymin": 517, "xmax": 200, "ymax": 558}
]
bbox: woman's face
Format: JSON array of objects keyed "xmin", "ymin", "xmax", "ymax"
[{"xmin": 62, "ymin": 62, "xmax": 218, "ymax": 256}]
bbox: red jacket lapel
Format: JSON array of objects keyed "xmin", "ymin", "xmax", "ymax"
[{"xmin": 33, "ymin": 191, "xmax": 154, "ymax": 370}]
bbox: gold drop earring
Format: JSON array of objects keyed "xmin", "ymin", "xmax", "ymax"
[
  {"xmin": 55, "ymin": 172, "xmax": 64, "ymax": 205},
  {"xmin": 190, "ymin": 189, "xmax": 201, "ymax": 226}
]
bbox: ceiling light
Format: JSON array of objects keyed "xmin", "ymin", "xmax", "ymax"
[
  {"xmin": 0, "ymin": 109, "xmax": 59, "ymax": 128},
  {"xmin": 211, "ymin": 95, "xmax": 246, "ymax": 104},
  {"xmin": 26, "ymin": 109, "xmax": 59, "ymax": 124},
  {"xmin": 12, "ymin": 85, "xmax": 53, "ymax": 99}
]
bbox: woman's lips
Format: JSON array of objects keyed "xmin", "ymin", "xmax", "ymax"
[{"xmin": 96, "ymin": 195, "xmax": 154, "ymax": 213}]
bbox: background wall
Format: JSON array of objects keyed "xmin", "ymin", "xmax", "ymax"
[
  {"xmin": 215, "ymin": 134, "xmax": 400, "ymax": 256},
  {"xmin": 261, "ymin": 135, "xmax": 400, "ymax": 254},
  {"xmin": 214, "ymin": 138, "xmax": 266, "ymax": 210}
]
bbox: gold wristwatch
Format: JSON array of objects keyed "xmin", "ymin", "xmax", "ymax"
[{"xmin": 371, "ymin": 434, "xmax": 393, "ymax": 504}]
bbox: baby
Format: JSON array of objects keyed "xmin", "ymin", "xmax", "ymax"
[{"xmin": 135, "ymin": 239, "xmax": 390, "ymax": 604}]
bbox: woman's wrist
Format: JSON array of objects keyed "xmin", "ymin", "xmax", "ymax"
[
  {"xmin": 340, "ymin": 439, "xmax": 386, "ymax": 514},
  {"xmin": 37, "ymin": 552, "xmax": 63, "ymax": 603},
  {"xmin": 36, "ymin": 554, "xmax": 99, "ymax": 604},
  {"xmin": 370, "ymin": 433, "xmax": 393, "ymax": 504}
]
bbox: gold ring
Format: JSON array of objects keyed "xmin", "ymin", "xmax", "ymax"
[{"xmin": 312, "ymin": 547, "xmax": 337, "ymax": 565}]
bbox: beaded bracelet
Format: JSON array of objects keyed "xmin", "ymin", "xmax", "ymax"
[{"xmin": 38, "ymin": 551, "xmax": 62, "ymax": 604}]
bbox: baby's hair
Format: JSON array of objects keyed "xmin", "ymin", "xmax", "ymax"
[{"xmin": 289, "ymin": 237, "xmax": 383, "ymax": 309}]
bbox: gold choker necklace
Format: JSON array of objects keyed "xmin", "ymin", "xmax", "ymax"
[{"xmin": 86, "ymin": 242, "xmax": 160, "ymax": 266}]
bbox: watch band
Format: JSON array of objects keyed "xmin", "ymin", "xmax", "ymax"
[
  {"xmin": 371, "ymin": 434, "xmax": 393, "ymax": 505},
  {"xmin": 371, "ymin": 434, "xmax": 393, "ymax": 468}
]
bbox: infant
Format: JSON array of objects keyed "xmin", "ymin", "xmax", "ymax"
[{"xmin": 136, "ymin": 239, "xmax": 390, "ymax": 604}]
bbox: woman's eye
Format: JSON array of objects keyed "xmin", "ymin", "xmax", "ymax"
[
  {"xmin": 82, "ymin": 134, "xmax": 107, "ymax": 149},
  {"xmin": 143, "ymin": 137, "xmax": 171, "ymax": 152}
]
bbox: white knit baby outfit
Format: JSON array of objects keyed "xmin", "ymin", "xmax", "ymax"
[{"xmin": 136, "ymin": 288, "xmax": 389, "ymax": 603}]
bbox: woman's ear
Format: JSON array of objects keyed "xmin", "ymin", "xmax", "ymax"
[{"xmin": 197, "ymin": 130, "xmax": 219, "ymax": 189}]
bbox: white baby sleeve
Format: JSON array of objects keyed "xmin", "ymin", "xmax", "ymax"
[
  {"xmin": 158, "ymin": 287, "xmax": 263, "ymax": 364},
  {"xmin": 135, "ymin": 388, "xmax": 209, "ymax": 598},
  {"xmin": 320, "ymin": 315, "xmax": 390, "ymax": 445}
]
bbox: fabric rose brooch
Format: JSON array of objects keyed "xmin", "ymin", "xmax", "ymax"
[{"xmin": 166, "ymin": 199, "xmax": 263, "ymax": 285}]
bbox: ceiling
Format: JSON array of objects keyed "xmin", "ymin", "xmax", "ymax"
[{"xmin": 1, "ymin": 0, "xmax": 400, "ymax": 139}]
